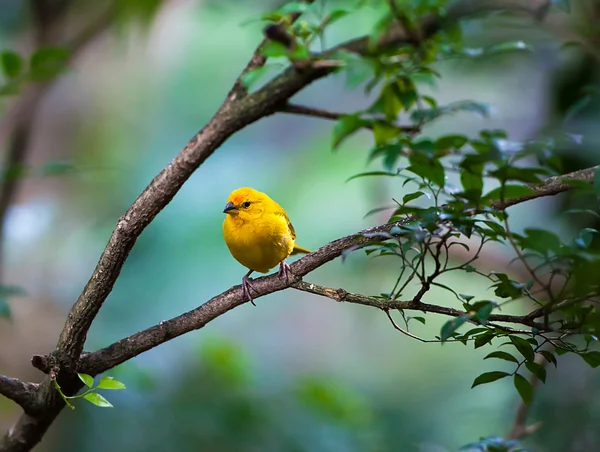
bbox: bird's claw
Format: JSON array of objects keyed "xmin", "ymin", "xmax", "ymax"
[
  {"xmin": 278, "ymin": 260, "xmax": 292, "ymax": 283},
  {"xmin": 242, "ymin": 274, "xmax": 258, "ymax": 306}
]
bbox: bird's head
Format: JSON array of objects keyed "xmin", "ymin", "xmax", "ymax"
[{"xmin": 223, "ymin": 187, "xmax": 267, "ymax": 221}]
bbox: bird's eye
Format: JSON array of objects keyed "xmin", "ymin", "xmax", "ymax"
[{"xmin": 242, "ymin": 201, "xmax": 251, "ymax": 208}]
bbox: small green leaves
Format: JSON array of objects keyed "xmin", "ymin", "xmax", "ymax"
[
  {"xmin": 482, "ymin": 184, "xmax": 535, "ymax": 202},
  {"xmin": 83, "ymin": 392, "xmax": 113, "ymax": 408},
  {"xmin": 96, "ymin": 376, "xmax": 126, "ymax": 390},
  {"xmin": 580, "ymin": 351, "xmax": 600, "ymax": 368},
  {"xmin": 525, "ymin": 361, "xmax": 546, "ymax": 383},
  {"xmin": 440, "ymin": 315, "xmax": 471, "ymax": 342},
  {"xmin": 29, "ymin": 47, "xmax": 70, "ymax": 81},
  {"xmin": 539, "ymin": 350, "xmax": 557, "ymax": 368},
  {"xmin": 54, "ymin": 373, "xmax": 126, "ymax": 409},
  {"xmin": 513, "ymin": 373, "xmax": 533, "ymax": 405},
  {"xmin": 471, "ymin": 371, "xmax": 510, "ymax": 388},
  {"xmin": 1, "ymin": 51, "xmax": 23, "ymax": 79},
  {"xmin": 240, "ymin": 66, "xmax": 273, "ymax": 91},
  {"xmin": 332, "ymin": 115, "xmax": 370, "ymax": 149},
  {"xmin": 509, "ymin": 336, "xmax": 535, "ymax": 362},
  {"xmin": 484, "ymin": 351, "xmax": 519, "ymax": 364},
  {"xmin": 78, "ymin": 373, "xmax": 94, "ymax": 388}
]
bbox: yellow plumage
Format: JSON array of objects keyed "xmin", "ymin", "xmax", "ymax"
[{"xmin": 222, "ymin": 187, "xmax": 310, "ymax": 304}]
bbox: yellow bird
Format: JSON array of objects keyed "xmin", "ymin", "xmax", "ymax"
[{"xmin": 222, "ymin": 187, "xmax": 310, "ymax": 305}]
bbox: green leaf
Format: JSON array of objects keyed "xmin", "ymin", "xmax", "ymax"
[
  {"xmin": 485, "ymin": 40, "xmax": 532, "ymax": 55},
  {"xmin": 346, "ymin": 171, "xmax": 397, "ymax": 182},
  {"xmin": 440, "ymin": 314, "xmax": 471, "ymax": 342},
  {"xmin": 510, "ymin": 336, "xmax": 535, "ymax": 362},
  {"xmin": 29, "ymin": 47, "xmax": 70, "ymax": 81},
  {"xmin": 519, "ymin": 228, "xmax": 562, "ymax": 255},
  {"xmin": 574, "ymin": 228, "xmax": 597, "ymax": 249},
  {"xmin": 0, "ymin": 297, "xmax": 10, "ymax": 319},
  {"xmin": 96, "ymin": 376, "xmax": 126, "ymax": 390},
  {"xmin": 408, "ymin": 316, "xmax": 426, "ymax": 325},
  {"xmin": 525, "ymin": 361, "xmax": 546, "ymax": 383},
  {"xmin": 484, "ymin": 351, "xmax": 519, "ymax": 364},
  {"xmin": 435, "ymin": 134, "xmax": 468, "ymax": 151},
  {"xmin": 1, "ymin": 51, "xmax": 23, "ymax": 79},
  {"xmin": 260, "ymin": 40, "xmax": 289, "ymax": 58},
  {"xmin": 474, "ymin": 331, "xmax": 494, "ymax": 348},
  {"xmin": 332, "ymin": 115, "xmax": 369, "ymax": 149},
  {"xmin": 82, "ymin": 392, "xmax": 113, "ymax": 408},
  {"xmin": 483, "ymin": 184, "xmax": 536, "ymax": 202},
  {"xmin": 539, "ymin": 350, "xmax": 557, "ymax": 368},
  {"xmin": 78, "ymin": 373, "xmax": 94, "ymax": 388},
  {"xmin": 594, "ymin": 166, "xmax": 600, "ymax": 200},
  {"xmin": 402, "ymin": 191, "xmax": 425, "ymax": 204},
  {"xmin": 240, "ymin": 66, "xmax": 273, "ymax": 91},
  {"xmin": 471, "ymin": 371, "xmax": 510, "ymax": 388},
  {"xmin": 580, "ymin": 351, "xmax": 600, "ymax": 368},
  {"xmin": 513, "ymin": 373, "xmax": 533, "ymax": 405}
]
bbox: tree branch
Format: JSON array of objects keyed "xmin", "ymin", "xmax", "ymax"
[
  {"xmin": 491, "ymin": 166, "xmax": 598, "ymax": 210},
  {"xmin": 0, "ymin": 376, "xmax": 39, "ymax": 414},
  {"xmin": 292, "ymin": 281, "xmax": 545, "ymax": 330},
  {"xmin": 280, "ymin": 103, "xmax": 421, "ymax": 133}
]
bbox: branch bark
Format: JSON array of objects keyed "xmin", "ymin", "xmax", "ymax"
[
  {"xmin": 0, "ymin": 1, "xmax": 557, "ymax": 450},
  {"xmin": 281, "ymin": 103, "xmax": 420, "ymax": 133},
  {"xmin": 0, "ymin": 376, "xmax": 39, "ymax": 414}
]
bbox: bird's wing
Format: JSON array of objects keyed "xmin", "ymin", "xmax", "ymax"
[{"xmin": 285, "ymin": 214, "xmax": 296, "ymax": 241}]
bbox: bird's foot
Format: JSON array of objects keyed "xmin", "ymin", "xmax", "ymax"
[
  {"xmin": 278, "ymin": 260, "xmax": 292, "ymax": 284},
  {"xmin": 242, "ymin": 274, "xmax": 258, "ymax": 306}
]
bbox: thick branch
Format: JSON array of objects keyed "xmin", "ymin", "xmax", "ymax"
[{"xmin": 0, "ymin": 376, "xmax": 39, "ymax": 414}]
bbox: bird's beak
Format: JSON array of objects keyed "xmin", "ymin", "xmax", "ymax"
[{"xmin": 223, "ymin": 201, "xmax": 238, "ymax": 214}]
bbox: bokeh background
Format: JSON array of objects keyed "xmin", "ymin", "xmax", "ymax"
[{"xmin": 1, "ymin": 0, "xmax": 600, "ymax": 451}]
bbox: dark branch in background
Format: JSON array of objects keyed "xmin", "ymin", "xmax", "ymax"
[
  {"xmin": 0, "ymin": 1, "xmax": 117, "ymax": 281},
  {"xmin": 506, "ymin": 353, "xmax": 547, "ymax": 440},
  {"xmin": 281, "ymin": 103, "xmax": 421, "ymax": 133},
  {"xmin": 0, "ymin": 1, "xmax": 556, "ymax": 451}
]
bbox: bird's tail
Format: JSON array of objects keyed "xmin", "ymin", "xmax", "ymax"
[{"xmin": 291, "ymin": 244, "xmax": 311, "ymax": 255}]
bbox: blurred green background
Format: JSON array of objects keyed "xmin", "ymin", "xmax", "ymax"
[{"xmin": 1, "ymin": 1, "xmax": 600, "ymax": 451}]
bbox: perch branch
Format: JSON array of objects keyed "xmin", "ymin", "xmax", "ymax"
[{"xmin": 0, "ymin": 375, "xmax": 39, "ymax": 414}]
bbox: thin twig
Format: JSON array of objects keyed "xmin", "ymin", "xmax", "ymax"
[{"xmin": 280, "ymin": 103, "xmax": 420, "ymax": 132}]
